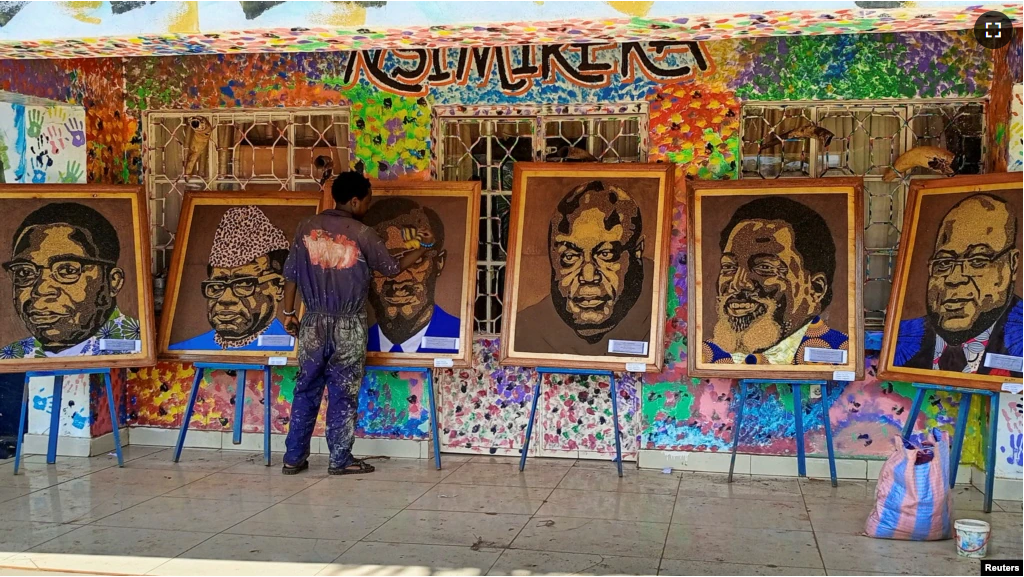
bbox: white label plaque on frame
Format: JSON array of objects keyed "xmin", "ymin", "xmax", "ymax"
[
  {"xmin": 267, "ymin": 356, "xmax": 288, "ymax": 366},
  {"xmin": 433, "ymin": 358, "xmax": 454, "ymax": 368},
  {"xmin": 422, "ymin": 336, "xmax": 460, "ymax": 351},
  {"xmin": 608, "ymin": 340, "xmax": 648, "ymax": 355},
  {"xmin": 100, "ymin": 339, "xmax": 141, "ymax": 352},
  {"xmin": 1001, "ymin": 383, "xmax": 1024, "ymax": 394},
  {"xmin": 984, "ymin": 353, "xmax": 1023, "ymax": 373},
  {"xmin": 258, "ymin": 335, "xmax": 294, "ymax": 348},
  {"xmin": 804, "ymin": 348, "xmax": 848, "ymax": 364},
  {"xmin": 832, "ymin": 370, "xmax": 856, "ymax": 382},
  {"xmin": 625, "ymin": 362, "xmax": 647, "ymax": 373}
]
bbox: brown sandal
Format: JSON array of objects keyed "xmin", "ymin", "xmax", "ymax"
[{"xmin": 328, "ymin": 459, "xmax": 375, "ymax": 475}]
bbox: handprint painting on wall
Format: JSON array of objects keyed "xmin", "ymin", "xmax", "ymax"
[{"xmin": 0, "ymin": 99, "xmax": 87, "ymax": 185}]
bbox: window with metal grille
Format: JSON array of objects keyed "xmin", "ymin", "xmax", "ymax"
[
  {"xmin": 432, "ymin": 104, "xmax": 649, "ymax": 335},
  {"xmin": 143, "ymin": 109, "xmax": 350, "ymax": 311},
  {"xmin": 740, "ymin": 100, "xmax": 986, "ymax": 330}
]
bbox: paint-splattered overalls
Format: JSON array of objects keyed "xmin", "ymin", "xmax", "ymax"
[{"xmin": 282, "ymin": 207, "xmax": 399, "ymax": 469}]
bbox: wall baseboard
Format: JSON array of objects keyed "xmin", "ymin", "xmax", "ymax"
[
  {"xmin": 21, "ymin": 428, "xmax": 131, "ymax": 458},
  {"xmin": 127, "ymin": 427, "xmax": 430, "ymax": 460}
]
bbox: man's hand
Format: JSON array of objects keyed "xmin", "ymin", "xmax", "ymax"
[
  {"xmin": 399, "ymin": 226, "xmax": 435, "ymax": 249},
  {"xmin": 415, "ymin": 228, "xmax": 435, "ymax": 247},
  {"xmin": 284, "ymin": 315, "xmax": 300, "ymax": 336}
]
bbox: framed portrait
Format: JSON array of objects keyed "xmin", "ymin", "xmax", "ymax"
[
  {"xmin": 364, "ymin": 180, "xmax": 480, "ymax": 368},
  {"xmin": 158, "ymin": 191, "xmax": 322, "ymax": 364},
  {"xmin": 500, "ymin": 163, "xmax": 674, "ymax": 372},
  {"xmin": 687, "ymin": 178, "xmax": 864, "ymax": 380},
  {"xmin": 879, "ymin": 174, "xmax": 1022, "ymax": 390},
  {"xmin": 0, "ymin": 185, "xmax": 154, "ymax": 373}
]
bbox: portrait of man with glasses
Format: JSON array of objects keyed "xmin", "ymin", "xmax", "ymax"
[
  {"xmin": 894, "ymin": 193, "xmax": 1022, "ymax": 377},
  {"xmin": 168, "ymin": 205, "xmax": 293, "ymax": 351},
  {"xmin": 2, "ymin": 202, "xmax": 140, "ymax": 359}
]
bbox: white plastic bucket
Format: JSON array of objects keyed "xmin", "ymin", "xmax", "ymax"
[{"xmin": 954, "ymin": 519, "xmax": 991, "ymax": 558}]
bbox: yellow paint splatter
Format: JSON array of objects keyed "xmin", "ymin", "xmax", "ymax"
[
  {"xmin": 607, "ymin": 1, "xmax": 653, "ymax": 17},
  {"xmin": 166, "ymin": 1, "xmax": 199, "ymax": 34},
  {"xmin": 57, "ymin": 1, "xmax": 103, "ymax": 24},
  {"xmin": 309, "ymin": 1, "xmax": 368, "ymax": 26}
]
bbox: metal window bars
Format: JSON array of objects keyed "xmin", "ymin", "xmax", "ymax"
[
  {"xmin": 433, "ymin": 103, "xmax": 649, "ymax": 334},
  {"xmin": 740, "ymin": 99, "xmax": 986, "ymax": 329},
  {"xmin": 142, "ymin": 108, "xmax": 350, "ymax": 312}
]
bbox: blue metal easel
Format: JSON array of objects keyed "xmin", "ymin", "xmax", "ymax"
[
  {"xmin": 366, "ymin": 366, "xmax": 442, "ymax": 470},
  {"xmin": 729, "ymin": 379, "xmax": 838, "ymax": 487},
  {"xmin": 521, "ymin": 368, "xmax": 623, "ymax": 477},
  {"xmin": 14, "ymin": 368, "xmax": 124, "ymax": 474},
  {"xmin": 174, "ymin": 363, "xmax": 273, "ymax": 466},
  {"xmin": 900, "ymin": 382, "xmax": 1001, "ymax": 513}
]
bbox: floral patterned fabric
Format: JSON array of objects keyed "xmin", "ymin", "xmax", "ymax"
[{"xmin": 1, "ymin": 307, "xmax": 140, "ymax": 359}]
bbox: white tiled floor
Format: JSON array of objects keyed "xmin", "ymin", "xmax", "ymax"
[{"xmin": 0, "ymin": 448, "xmax": 1020, "ymax": 576}]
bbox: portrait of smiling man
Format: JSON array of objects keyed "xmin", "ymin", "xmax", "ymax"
[
  {"xmin": 894, "ymin": 193, "xmax": 1022, "ymax": 377},
  {"xmin": 363, "ymin": 197, "xmax": 460, "ymax": 354},
  {"xmin": 169, "ymin": 205, "xmax": 293, "ymax": 351},
  {"xmin": 515, "ymin": 180, "xmax": 653, "ymax": 356},
  {"xmin": 2, "ymin": 202, "xmax": 140, "ymax": 359},
  {"xmin": 702, "ymin": 197, "xmax": 849, "ymax": 366}
]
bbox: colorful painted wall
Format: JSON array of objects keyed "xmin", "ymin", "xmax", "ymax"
[
  {"xmin": 0, "ymin": 29, "xmax": 1019, "ymax": 471},
  {"xmin": 0, "ymin": 95, "xmax": 87, "ymax": 184}
]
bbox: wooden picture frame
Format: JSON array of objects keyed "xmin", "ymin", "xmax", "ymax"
[
  {"xmin": 0, "ymin": 184, "xmax": 155, "ymax": 373},
  {"xmin": 364, "ymin": 179, "xmax": 481, "ymax": 368},
  {"xmin": 687, "ymin": 178, "xmax": 865, "ymax": 380},
  {"xmin": 158, "ymin": 190, "xmax": 322, "ymax": 365},
  {"xmin": 878, "ymin": 174, "xmax": 1022, "ymax": 391},
  {"xmin": 500, "ymin": 163, "xmax": 674, "ymax": 372}
]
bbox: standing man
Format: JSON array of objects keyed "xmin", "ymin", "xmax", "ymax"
[
  {"xmin": 280, "ymin": 171, "xmax": 432, "ymax": 475},
  {"xmin": 895, "ymin": 193, "xmax": 1021, "ymax": 376},
  {"xmin": 363, "ymin": 198, "xmax": 460, "ymax": 354}
]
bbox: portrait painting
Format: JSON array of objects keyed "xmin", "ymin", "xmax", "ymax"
[
  {"xmin": 158, "ymin": 191, "xmax": 322, "ymax": 364},
  {"xmin": 364, "ymin": 180, "xmax": 479, "ymax": 368},
  {"xmin": 880, "ymin": 174, "xmax": 1022, "ymax": 390},
  {"xmin": 501, "ymin": 163, "xmax": 674, "ymax": 372},
  {"xmin": 0, "ymin": 185, "xmax": 154, "ymax": 373},
  {"xmin": 687, "ymin": 178, "xmax": 864, "ymax": 379}
]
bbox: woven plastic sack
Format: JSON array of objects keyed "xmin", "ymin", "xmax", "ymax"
[{"xmin": 864, "ymin": 429, "xmax": 954, "ymax": 540}]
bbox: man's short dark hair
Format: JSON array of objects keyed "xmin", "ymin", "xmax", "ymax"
[
  {"xmin": 363, "ymin": 197, "xmax": 446, "ymax": 251},
  {"xmin": 14, "ymin": 202, "xmax": 120, "ymax": 263},
  {"xmin": 551, "ymin": 181, "xmax": 642, "ymax": 250},
  {"xmin": 720, "ymin": 197, "xmax": 837, "ymax": 308},
  {"xmin": 331, "ymin": 171, "xmax": 372, "ymax": 206}
]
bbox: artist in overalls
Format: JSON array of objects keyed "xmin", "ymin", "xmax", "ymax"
[{"xmin": 280, "ymin": 171, "xmax": 433, "ymax": 475}]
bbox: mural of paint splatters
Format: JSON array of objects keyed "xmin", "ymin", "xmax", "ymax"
[
  {"xmin": 436, "ymin": 338, "xmax": 638, "ymax": 457},
  {"xmin": 996, "ymin": 394, "xmax": 1023, "ymax": 478},
  {"xmin": 128, "ymin": 362, "xmax": 429, "ymax": 440},
  {"xmin": 1009, "ymin": 84, "xmax": 1023, "ymax": 172},
  {"xmin": 358, "ymin": 370, "xmax": 430, "ymax": 439},
  {"xmin": 540, "ymin": 372, "xmax": 639, "ymax": 458},
  {"xmin": 642, "ymin": 356, "xmax": 969, "ymax": 458},
  {"xmin": 436, "ymin": 338, "xmax": 532, "ymax": 454}
]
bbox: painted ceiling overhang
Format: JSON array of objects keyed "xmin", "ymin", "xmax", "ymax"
[{"xmin": 0, "ymin": 1, "xmax": 1019, "ymax": 59}]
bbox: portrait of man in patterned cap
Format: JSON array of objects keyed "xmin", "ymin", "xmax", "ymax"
[{"xmin": 169, "ymin": 205, "xmax": 293, "ymax": 351}]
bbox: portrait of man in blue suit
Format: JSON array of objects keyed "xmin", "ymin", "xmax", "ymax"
[
  {"xmin": 894, "ymin": 193, "xmax": 1021, "ymax": 377},
  {"xmin": 364, "ymin": 198, "xmax": 460, "ymax": 354}
]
